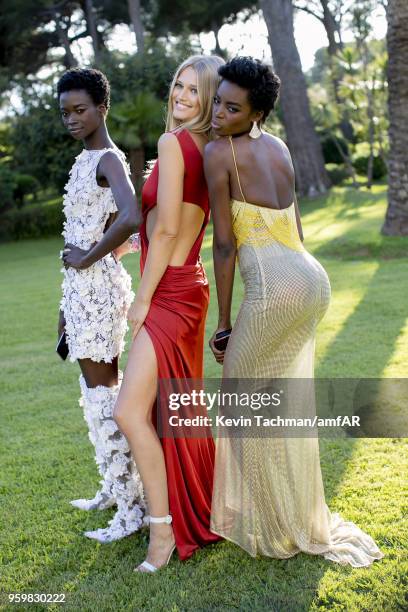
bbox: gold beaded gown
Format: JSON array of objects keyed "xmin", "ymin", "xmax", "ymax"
[{"xmin": 210, "ymin": 138, "xmax": 383, "ymax": 568}]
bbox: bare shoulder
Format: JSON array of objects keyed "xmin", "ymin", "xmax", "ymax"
[
  {"xmin": 158, "ymin": 131, "xmax": 181, "ymax": 150},
  {"xmin": 263, "ymin": 132, "xmax": 289, "ymax": 154},
  {"xmin": 264, "ymin": 132, "xmax": 293, "ymax": 168},
  {"xmin": 157, "ymin": 133, "xmax": 184, "ymax": 171},
  {"xmin": 204, "ymin": 137, "xmax": 230, "ymax": 163},
  {"xmin": 98, "ymin": 149, "xmax": 126, "ymax": 175}
]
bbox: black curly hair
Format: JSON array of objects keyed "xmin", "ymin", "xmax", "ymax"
[
  {"xmin": 218, "ymin": 57, "xmax": 280, "ymax": 121},
  {"xmin": 57, "ymin": 68, "xmax": 111, "ymax": 110}
]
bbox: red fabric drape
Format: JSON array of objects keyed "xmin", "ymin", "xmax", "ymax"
[{"xmin": 139, "ymin": 129, "xmax": 221, "ymax": 560}]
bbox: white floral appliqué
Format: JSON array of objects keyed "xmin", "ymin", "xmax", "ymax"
[{"xmin": 60, "ymin": 148, "xmax": 134, "ymax": 363}]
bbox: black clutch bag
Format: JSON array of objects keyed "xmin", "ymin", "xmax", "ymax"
[
  {"xmin": 213, "ymin": 328, "xmax": 232, "ymax": 351},
  {"xmin": 56, "ymin": 331, "xmax": 69, "ymax": 361}
]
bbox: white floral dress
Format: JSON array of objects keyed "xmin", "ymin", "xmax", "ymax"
[{"xmin": 60, "ymin": 147, "xmax": 134, "ymax": 363}]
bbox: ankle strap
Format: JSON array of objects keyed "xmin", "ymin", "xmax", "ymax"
[{"xmin": 149, "ymin": 514, "xmax": 172, "ymax": 524}]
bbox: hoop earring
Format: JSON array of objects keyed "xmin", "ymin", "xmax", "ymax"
[{"xmin": 249, "ymin": 121, "xmax": 262, "ymax": 139}]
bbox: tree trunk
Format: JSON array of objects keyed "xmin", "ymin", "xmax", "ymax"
[
  {"xmin": 297, "ymin": 1, "xmax": 353, "ymax": 141},
  {"xmin": 382, "ymin": 0, "xmax": 408, "ymax": 235},
  {"xmin": 299, "ymin": 1, "xmax": 354, "ymax": 141},
  {"xmin": 325, "ymin": 35, "xmax": 354, "ymax": 142},
  {"xmin": 366, "ymin": 81, "xmax": 375, "ymax": 189},
  {"xmin": 129, "ymin": 147, "xmax": 145, "ymax": 195},
  {"xmin": 331, "ymin": 135, "xmax": 358, "ymax": 188},
  {"xmin": 320, "ymin": 0, "xmax": 341, "ymax": 56},
  {"xmin": 359, "ymin": 39, "xmax": 376, "ymax": 190},
  {"xmin": 212, "ymin": 21, "xmax": 223, "ymax": 57},
  {"xmin": 55, "ymin": 17, "xmax": 77, "ymax": 69},
  {"xmin": 84, "ymin": 0, "xmax": 101, "ymax": 64},
  {"xmin": 127, "ymin": 0, "xmax": 144, "ymax": 54},
  {"xmin": 260, "ymin": 0, "xmax": 330, "ymax": 196}
]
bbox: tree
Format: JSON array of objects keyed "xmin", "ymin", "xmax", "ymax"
[
  {"xmin": 10, "ymin": 89, "xmax": 79, "ymax": 191},
  {"xmin": 109, "ymin": 91, "xmax": 163, "ymax": 192},
  {"xmin": 153, "ymin": 0, "xmax": 256, "ymax": 56},
  {"xmin": 83, "ymin": 0, "xmax": 103, "ymax": 63},
  {"xmin": 54, "ymin": 13, "xmax": 78, "ymax": 69},
  {"xmin": 348, "ymin": 0, "xmax": 376, "ymax": 186},
  {"xmin": 295, "ymin": 1, "xmax": 356, "ymax": 141},
  {"xmin": 382, "ymin": 0, "xmax": 408, "ymax": 235},
  {"xmin": 99, "ymin": 41, "xmax": 189, "ymax": 189},
  {"xmin": 307, "ymin": 36, "xmax": 389, "ymax": 188},
  {"xmin": 0, "ymin": 0, "xmax": 61, "ymax": 84},
  {"xmin": 294, "ymin": 0, "xmax": 344, "ymax": 56},
  {"xmin": 0, "ymin": 0, "xmax": 107, "ymax": 86},
  {"xmin": 40, "ymin": 1, "xmax": 82, "ymax": 69},
  {"xmin": 260, "ymin": 0, "xmax": 331, "ymax": 196},
  {"xmin": 127, "ymin": 0, "xmax": 144, "ymax": 54}
]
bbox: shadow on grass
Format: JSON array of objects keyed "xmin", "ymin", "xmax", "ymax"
[
  {"xmin": 18, "ymin": 464, "xmax": 356, "ymax": 612},
  {"xmin": 299, "ymin": 183, "xmax": 387, "ymax": 219},
  {"xmin": 330, "ymin": 188, "xmax": 386, "ymax": 221},
  {"xmin": 14, "ymin": 287, "xmax": 360, "ymax": 608},
  {"xmin": 318, "ymin": 261, "xmax": 406, "ymax": 379},
  {"xmin": 313, "ymin": 233, "xmax": 408, "ymax": 260},
  {"xmin": 3, "ymin": 235, "xmax": 397, "ymax": 610}
]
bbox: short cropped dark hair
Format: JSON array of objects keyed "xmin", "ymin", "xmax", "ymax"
[
  {"xmin": 57, "ymin": 68, "xmax": 111, "ymax": 109},
  {"xmin": 218, "ymin": 57, "xmax": 280, "ymax": 121}
]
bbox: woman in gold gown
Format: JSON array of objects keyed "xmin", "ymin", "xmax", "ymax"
[{"xmin": 204, "ymin": 57, "xmax": 383, "ymax": 567}]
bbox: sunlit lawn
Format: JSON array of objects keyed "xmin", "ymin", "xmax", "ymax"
[{"xmin": 0, "ymin": 183, "xmax": 407, "ymax": 611}]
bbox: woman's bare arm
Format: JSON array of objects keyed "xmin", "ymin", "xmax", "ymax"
[
  {"xmin": 136, "ymin": 133, "xmax": 184, "ymax": 302},
  {"xmin": 62, "ymin": 151, "xmax": 140, "ymax": 269},
  {"xmin": 128, "ymin": 133, "xmax": 184, "ymax": 337},
  {"xmin": 204, "ymin": 140, "xmax": 236, "ymax": 360}
]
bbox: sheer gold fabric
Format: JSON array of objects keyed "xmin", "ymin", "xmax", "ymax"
[{"xmin": 211, "ymin": 199, "xmax": 383, "ymax": 567}]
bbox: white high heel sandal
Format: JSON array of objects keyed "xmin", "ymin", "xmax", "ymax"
[{"xmin": 134, "ymin": 515, "xmax": 176, "ymax": 573}]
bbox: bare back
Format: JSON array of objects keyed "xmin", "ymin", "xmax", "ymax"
[
  {"xmin": 226, "ymin": 133, "xmax": 295, "ymax": 210},
  {"xmin": 146, "ymin": 204, "xmax": 204, "ymax": 265},
  {"xmin": 146, "ymin": 132, "xmax": 206, "ymax": 266}
]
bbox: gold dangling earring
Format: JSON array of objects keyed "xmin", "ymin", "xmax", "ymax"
[{"xmin": 249, "ymin": 121, "xmax": 262, "ymax": 139}]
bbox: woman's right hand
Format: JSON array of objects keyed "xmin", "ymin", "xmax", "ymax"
[{"xmin": 58, "ymin": 309, "xmax": 66, "ymax": 340}]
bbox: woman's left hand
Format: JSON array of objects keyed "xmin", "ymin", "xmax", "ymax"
[
  {"xmin": 128, "ymin": 296, "xmax": 151, "ymax": 340},
  {"xmin": 209, "ymin": 329, "xmax": 226, "ymax": 365},
  {"xmin": 62, "ymin": 243, "xmax": 92, "ymax": 270}
]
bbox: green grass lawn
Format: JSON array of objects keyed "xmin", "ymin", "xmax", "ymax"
[{"xmin": 0, "ymin": 184, "xmax": 407, "ymax": 611}]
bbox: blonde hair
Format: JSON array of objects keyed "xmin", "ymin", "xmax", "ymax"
[{"xmin": 165, "ymin": 54, "xmax": 225, "ymax": 136}]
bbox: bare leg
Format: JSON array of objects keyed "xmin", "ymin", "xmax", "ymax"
[
  {"xmin": 114, "ymin": 327, "xmax": 175, "ymax": 570},
  {"xmin": 78, "ymin": 356, "xmax": 118, "ymax": 388}
]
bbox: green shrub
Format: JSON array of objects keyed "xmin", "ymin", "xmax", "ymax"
[
  {"xmin": 11, "ymin": 94, "xmax": 79, "ymax": 192},
  {"xmin": 0, "ymin": 164, "xmax": 17, "ymax": 214},
  {"xmin": 326, "ymin": 163, "xmax": 349, "ymax": 185},
  {"xmin": 0, "ymin": 200, "xmax": 63, "ymax": 242},
  {"xmin": 13, "ymin": 174, "xmax": 41, "ymax": 207},
  {"xmin": 320, "ymin": 132, "xmax": 349, "ymax": 165},
  {"xmin": 353, "ymin": 155, "xmax": 387, "ymax": 179}
]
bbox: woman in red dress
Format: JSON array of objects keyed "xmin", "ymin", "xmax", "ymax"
[{"xmin": 114, "ymin": 55, "xmax": 224, "ymax": 572}]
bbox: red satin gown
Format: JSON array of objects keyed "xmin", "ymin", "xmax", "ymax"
[{"xmin": 140, "ymin": 129, "xmax": 221, "ymax": 560}]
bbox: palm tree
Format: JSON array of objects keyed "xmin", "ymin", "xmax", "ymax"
[
  {"xmin": 109, "ymin": 91, "xmax": 164, "ymax": 195},
  {"xmin": 382, "ymin": 0, "xmax": 408, "ymax": 236}
]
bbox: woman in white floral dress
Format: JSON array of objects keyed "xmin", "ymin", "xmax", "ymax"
[{"xmin": 58, "ymin": 68, "xmax": 145, "ymax": 542}]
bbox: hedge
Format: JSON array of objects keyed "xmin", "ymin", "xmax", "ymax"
[{"xmin": 0, "ymin": 201, "xmax": 64, "ymax": 242}]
